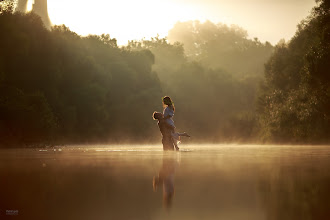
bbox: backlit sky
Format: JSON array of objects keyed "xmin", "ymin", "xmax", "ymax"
[{"xmin": 28, "ymin": 0, "xmax": 316, "ymax": 45}]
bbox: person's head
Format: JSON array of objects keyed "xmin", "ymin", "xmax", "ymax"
[
  {"xmin": 162, "ymin": 96, "xmax": 175, "ymax": 111},
  {"xmin": 152, "ymin": 111, "xmax": 163, "ymax": 120}
]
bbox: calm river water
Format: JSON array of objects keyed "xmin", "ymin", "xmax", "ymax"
[{"xmin": 1, "ymin": 144, "xmax": 330, "ymax": 220}]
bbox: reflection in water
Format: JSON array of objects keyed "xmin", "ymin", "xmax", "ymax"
[
  {"xmin": 153, "ymin": 153, "xmax": 179, "ymax": 210},
  {"xmin": 0, "ymin": 145, "xmax": 330, "ymax": 219}
]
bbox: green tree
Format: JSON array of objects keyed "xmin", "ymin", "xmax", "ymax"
[
  {"xmin": 0, "ymin": 12, "xmax": 163, "ymax": 146},
  {"xmin": 258, "ymin": 0, "xmax": 330, "ymax": 143},
  {"xmin": 127, "ymin": 37, "xmax": 261, "ymax": 141}
]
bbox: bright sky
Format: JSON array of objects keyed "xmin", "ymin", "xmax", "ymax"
[{"xmin": 28, "ymin": 0, "xmax": 316, "ymax": 45}]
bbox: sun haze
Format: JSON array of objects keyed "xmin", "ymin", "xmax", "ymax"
[{"xmin": 43, "ymin": 0, "xmax": 315, "ymax": 45}]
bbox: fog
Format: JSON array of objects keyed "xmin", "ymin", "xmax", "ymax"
[
  {"xmin": 0, "ymin": 2, "xmax": 329, "ymax": 219},
  {"xmin": 0, "ymin": 0, "xmax": 329, "ymax": 147},
  {"xmin": 1, "ymin": 145, "xmax": 330, "ymax": 219},
  {"xmin": 18, "ymin": 0, "xmax": 316, "ymax": 45},
  {"xmin": 168, "ymin": 0, "xmax": 315, "ymax": 43}
]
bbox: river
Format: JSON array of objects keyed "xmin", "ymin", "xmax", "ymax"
[{"xmin": 1, "ymin": 144, "xmax": 329, "ymax": 219}]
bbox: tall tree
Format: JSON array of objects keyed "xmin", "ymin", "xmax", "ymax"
[{"xmin": 258, "ymin": 0, "xmax": 330, "ymax": 143}]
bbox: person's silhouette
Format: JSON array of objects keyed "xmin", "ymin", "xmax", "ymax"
[{"xmin": 153, "ymin": 112, "xmax": 175, "ymax": 151}]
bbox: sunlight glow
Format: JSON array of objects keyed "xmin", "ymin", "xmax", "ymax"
[
  {"xmin": 47, "ymin": 0, "xmax": 207, "ymax": 45},
  {"xmin": 46, "ymin": 0, "xmax": 315, "ymax": 45},
  {"xmin": 26, "ymin": 0, "xmax": 33, "ymax": 11}
]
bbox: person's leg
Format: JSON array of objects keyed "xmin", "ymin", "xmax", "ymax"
[
  {"xmin": 170, "ymin": 128, "xmax": 180, "ymax": 151},
  {"xmin": 172, "ymin": 137, "xmax": 179, "ymax": 151},
  {"xmin": 163, "ymin": 136, "xmax": 175, "ymax": 151},
  {"xmin": 177, "ymin": 132, "xmax": 191, "ymax": 137}
]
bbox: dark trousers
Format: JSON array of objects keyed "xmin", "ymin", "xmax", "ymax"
[{"xmin": 162, "ymin": 136, "xmax": 174, "ymax": 151}]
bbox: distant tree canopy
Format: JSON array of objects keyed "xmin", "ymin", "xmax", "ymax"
[
  {"xmin": 127, "ymin": 33, "xmax": 269, "ymax": 142},
  {"xmin": 258, "ymin": 0, "xmax": 330, "ymax": 143},
  {"xmin": 0, "ymin": 0, "xmax": 328, "ymax": 147},
  {"xmin": 168, "ymin": 20, "xmax": 274, "ymax": 77}
]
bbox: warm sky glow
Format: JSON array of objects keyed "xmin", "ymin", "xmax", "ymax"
[
  {"xmin": 41, "ymin": 0, "xmax": 316, "ymax": 45},
  {"xmin": 26, "ymin": 0, "xmax": 33, "ymax": 11}
]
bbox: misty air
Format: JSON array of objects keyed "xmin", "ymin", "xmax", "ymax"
[{"xmin": 0, "ymin": 0, "xmax": 329, "ymax": 219}]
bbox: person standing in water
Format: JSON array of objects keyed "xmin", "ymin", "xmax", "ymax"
[
  {"xmin": 153, "ymin": 112, "xmax": 175, "ymax": 151},
  {"xmin": 162, "ymin": 96, "xmax": 190, "ymax": 150}
]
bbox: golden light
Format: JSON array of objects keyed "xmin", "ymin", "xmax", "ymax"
[
  {"xmin": 26, "ymin": 0, "xmax": 33, "ymax": 11},
  {"xmin": 43, "ymin": 0, "xmax": 315, "ymax": 45},
  {"xmin": 47, "ymin": 0, "xmax": 208, "ymax": 45}
]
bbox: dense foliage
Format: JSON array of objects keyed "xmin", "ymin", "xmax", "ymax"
[
  {"xmin": 258, "ymin": 0, "xmax": 330, "ymax": 143},
  {"xmin": 127, "ymin": 34, "xmax": 272, "ymax": 142},
  {"xmin": 0, "ymin": 12, "xmax": 162, "ymax": 146},
  {"xmin": 0, "ymin": 0, "xmax": 328, "ymax": 146}
]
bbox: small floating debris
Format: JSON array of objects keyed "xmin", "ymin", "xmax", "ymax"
[{"xmin": 39, "ymin": 150, "xmax": 48, "ymax": 152}]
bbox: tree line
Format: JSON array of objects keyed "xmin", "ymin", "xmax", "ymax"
[
  {"xmin": 0, "ymin": 11, "xmax": 162, "ymax": 146},
  {"xmin": 0, "ymin": 0, "xmax": 328, "ymax": 147},
  {"xmin": 257, "ymin": 0, "xmax": 330, "ymax": 143}
]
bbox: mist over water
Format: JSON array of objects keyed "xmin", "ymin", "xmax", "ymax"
[
  {"xmin": 0, "ymin": 1, "xmax": 329, "ymax": 218},
  {"xmin": 1, "ymin": 144, "xmax": 329, "ymax": 219}
]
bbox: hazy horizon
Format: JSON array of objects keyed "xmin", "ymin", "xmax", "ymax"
[{"xmin": 24, "ymin": 0, "xmax": 316, "ymax": 45}]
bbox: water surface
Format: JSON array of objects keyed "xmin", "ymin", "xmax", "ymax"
[{"xmin": 1, "ymin": 144, "xmax": 330, "ymax": 220}]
